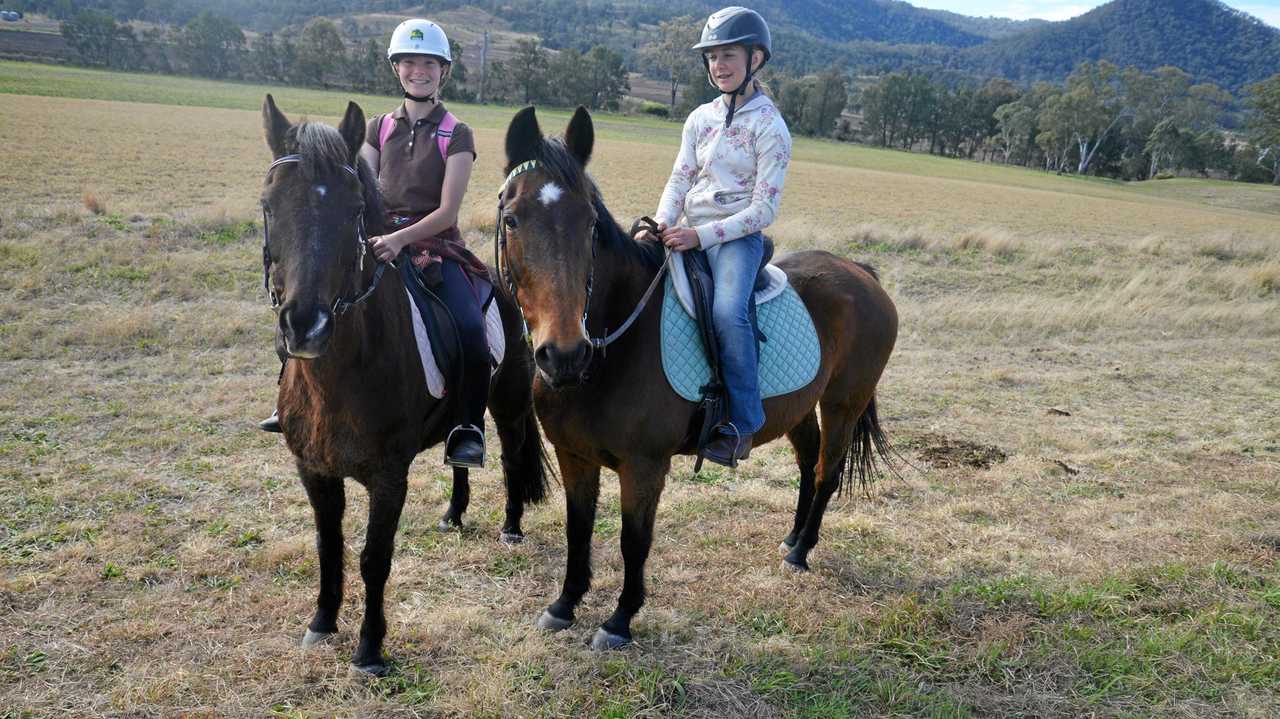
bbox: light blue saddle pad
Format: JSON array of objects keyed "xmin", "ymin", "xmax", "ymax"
[{"xmin": 660, "ymin": 276, "xmax": 821, "ymax": 402}]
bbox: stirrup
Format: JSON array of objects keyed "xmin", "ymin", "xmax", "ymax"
[
  {"xmin": 703, "ymin": 422, "xmax": 752, "ymax": 468},
  {"xmin": 444, "ymin": 424, "xmax": 486, "ymax": 468}
]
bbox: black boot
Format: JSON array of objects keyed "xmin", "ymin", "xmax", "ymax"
[
  {"xmin": 258, "ymin": 410, "xmax": 282, "ymax": 433},
  {"xmin": 702, "ymin": 425, "xmax": 752, "ymax": 468},
  {"xmin": 444, "ymin": 425, "xmax": 485, "ymax": 468}
]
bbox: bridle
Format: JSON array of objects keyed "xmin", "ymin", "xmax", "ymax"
[
  {"xmin": 261, "ymin": 154, "xmax": 390, "ymax": 317},
  {"xmin": 493, "ymin": 160, "xmax": 667, "ymax": 359}
]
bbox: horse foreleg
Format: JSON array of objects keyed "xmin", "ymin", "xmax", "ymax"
[
  {"xmin": 537, "ymin": 450, "xmax": 600, "ymax": 632},
  {"xmin": 594, "ymin": 457, "xmax": 668, "ymax": 650},
  {"xmin": 784, "ymin": 401, "xmax": 860, "ymax": 572},
  {"xmin": 782, "ymin": 410, "xmax": 820, "ymax": 553},
  {"xmin": 351, "ymin": 474, "xmax": 408, "ymax": 677},
  {"xmin": 439, "ymin": 466, "xmax": 470, "ymax": 531},
  {"xmin": 300, "ymin": 471, "xmax": 345, "ymax": 648}
]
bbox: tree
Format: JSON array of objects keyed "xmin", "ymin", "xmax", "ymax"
[
  {"xmin": 1040, "ymin": 61, "xmax": 1126, "ymax": 175},
  {"xmin": 1245, "ymin": 74, "xmax": 1280, "ymax": 185},
  {"xmin": 508, "ymin": 38, "xmax": 550, "ymax": 105},
  {"xmin": 61, "ymin": 9, "xmax": 142, "ymax": 70},
  {"xmin": 581, "ymin": 45, "xmax": 629, "ymax": 110},
  {"xmin": 296, "ymin": 18, "xmax": 344, "ymax": 88},
  {"xmin": 178, "ymin": 11, "xmax": 244, "ymax": 80},
  {"xmin": 640, "ymin": 15, "xmax": 701, "ymax": 113},
  {"xmin": 800, "ymin": 68, "xmax": 847, "ymax": 138}
]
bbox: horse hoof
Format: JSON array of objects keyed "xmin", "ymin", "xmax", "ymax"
[
  {"xmin": 781, "ymin": 558, "xmax": 809, "ymax": 573},
  {"xmin": 438, "ymin": 518, "xmax": 462, "ymax": 532},
  {"xmin": 301, "ymin": 629, "xmax": 336, "ymax": 648},
  {"xmin": 350, "ymin": 661, "xmax": 390, "ymax": 678},
  {"xmin": 536, "ymin": 610, "xmax": 573, "ymax": 632},
  {"xmin": 590, "ymin": 628, "xmax": 631, "ymax": 651},
  {"xmin": 499, "ymin": 531, "xmax": 524, "ymax": 545}
]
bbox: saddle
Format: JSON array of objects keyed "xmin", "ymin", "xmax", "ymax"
[{"xmin": 397, "ymin": 259, "xmax": 501, "ymax": 403}]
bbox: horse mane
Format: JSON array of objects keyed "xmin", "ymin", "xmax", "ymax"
[
  {"xmin": 533, "ymin": 137, "xmax": 664, "ymax": 272},
  {"xmin": 287, "ymin": 120, "xmax": 387, "ymax": 236}
]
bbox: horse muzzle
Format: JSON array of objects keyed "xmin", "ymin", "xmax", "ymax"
[
  {"xmin": 533, "ymin": 339, "xmax": 591, "ymax": 389},
  {"xmin": 279, "ymin": 303, "xmax": 334, "ymax": 359}
]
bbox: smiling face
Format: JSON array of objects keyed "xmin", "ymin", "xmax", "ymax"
[
  {"xmin": 393, "ymin": 54, "xmax": 446, "ymax": 97},
  {"xmin": 704, "ymin": 44, "xmax": 764, "ymax": 95}
]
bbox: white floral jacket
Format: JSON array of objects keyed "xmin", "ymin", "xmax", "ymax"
[{"xmin": 655, "ymin": 91, "xmax": 792, "ymax": 250}]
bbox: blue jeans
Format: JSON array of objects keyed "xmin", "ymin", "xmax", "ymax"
[
  {"xmin": 438, "ymin": 259, "xmax": 489, "ymax": 430},
  {"xmin": 709, "ymin": 232, "xmax": 764, "ymax": 436}
]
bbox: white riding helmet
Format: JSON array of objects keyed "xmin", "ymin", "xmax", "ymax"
[{"xmin": 386, "ymin": 19, "xmax": 452, "ymax": 63}]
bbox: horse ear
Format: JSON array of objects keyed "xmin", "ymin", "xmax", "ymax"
[
  {"xmin": 504, "ymin": 106, "xmax": 543, "ymax": 170},
  {"xmin": 564, "ymin": 106, "xmax": 594, "ymax": 167},
  {"xmin": 337, "ymin": 101, "xmax": 366, "ymax": 162},
  {"xmin": 262, "ymin": 94, "xmax": 292, "ymax": 159}
]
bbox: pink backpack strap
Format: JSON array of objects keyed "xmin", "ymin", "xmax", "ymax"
[
  {"xmin": 436, "ymin": 111, "xmax": 457, "ymax": 161},
  {"xmin": 377, "ymin": 113, "xmax": 395, "ymax": 150}
]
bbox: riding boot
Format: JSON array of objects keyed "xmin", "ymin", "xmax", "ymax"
[
  {"xmin": 703, "ymin": 423, "xmax": 752, "ymax": 468},
  {"xmin": 444, "ymin": 424, "xmax": 485, "ymax": 468},
  {"xmin": 258, "ymin": 410, "xmax": 282, "ymax": 433}
]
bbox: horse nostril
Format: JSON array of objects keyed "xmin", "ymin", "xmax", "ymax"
[{"xmin": 534, "ymin": 344, "xmax": 553, "ymax": 371}]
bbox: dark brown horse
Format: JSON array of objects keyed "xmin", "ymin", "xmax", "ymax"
[
  {"xmin": 260, "ymin": 96, "xmax": 549, "ymax": 675},
  {"xmin": 498, "ymin": 107, "xmax": 898, "ymax": 650}
]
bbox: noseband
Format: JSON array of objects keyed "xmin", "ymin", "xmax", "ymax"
[
  {"xmin": 493, "ymin": 161, "xmax": 667, "ymax": 359},
  {"xmin": 261, "ymin": 154, "xmax": 389, "ymax": 317}
]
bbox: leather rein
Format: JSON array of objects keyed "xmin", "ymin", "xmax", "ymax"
[
  {"xmin": 493, "ymin": 160, "xmax": 668, "ymax": 357},
  {"xmin": 261, "ymin": 154, "xmax": 390, "ymax": 317}
]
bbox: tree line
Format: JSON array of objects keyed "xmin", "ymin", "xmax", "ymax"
[
  {"xmin": 856, "ymin": 62, "xmax": 1280, "ymax": 184},
  {"xmin": 50, "ymin": 8, "xmax": 1280, "ymax": 185}
]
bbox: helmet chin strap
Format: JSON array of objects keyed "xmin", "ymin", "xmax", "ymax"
[{"xmin": 403, "ymin": 91, "xmax": 437, "ymax": 103}]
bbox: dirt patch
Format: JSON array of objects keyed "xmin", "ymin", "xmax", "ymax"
[{"xmin": 911, "ymin": 433, "xmax": 1009, "ymax": 470}]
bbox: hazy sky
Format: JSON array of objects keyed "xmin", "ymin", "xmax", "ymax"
[{"xmin": 908, "ymin": 0, "xmax": 1280, "ymax": 27}]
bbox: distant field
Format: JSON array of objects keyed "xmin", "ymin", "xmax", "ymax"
[{"xmin": 2, "ymin": 62, "xmax": 1278, "ymax": 718}]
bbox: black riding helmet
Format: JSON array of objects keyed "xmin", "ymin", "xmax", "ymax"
[{"xmin": 691, "ymin": 7, "xmax": 772, "ymax": 127}]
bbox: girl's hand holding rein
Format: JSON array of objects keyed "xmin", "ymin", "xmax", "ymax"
[
  {"xmin": 660, "ymin": 226, "xmax": 700, "ymax": 252},
  {"xmin": 633, "ymin": 220, "xmax": 668, "ymax": 244},
  {"xmin": 370, "ymin": 233, "xmax": 407, "ymax": 263}
]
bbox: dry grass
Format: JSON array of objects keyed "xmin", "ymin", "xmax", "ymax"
[{"xmin": 2, "ymin": 86, "xmax": 1279, "ymax": 717}]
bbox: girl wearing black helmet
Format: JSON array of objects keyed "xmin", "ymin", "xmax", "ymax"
[{"xmin": 638, "ymin": 6, "xmax": 792, "ymax": 466}]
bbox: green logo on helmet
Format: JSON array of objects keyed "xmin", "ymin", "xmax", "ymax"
[{"xmin": 410, "ymin": 29, "xmax": 424, "ymax": 40}]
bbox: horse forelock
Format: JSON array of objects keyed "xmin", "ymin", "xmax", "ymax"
[{"xmin": 289, "ymin": 122, "xmax": 352, "ymax": 180}]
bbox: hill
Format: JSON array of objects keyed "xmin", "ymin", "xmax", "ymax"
[{"xmin": 962, "ymin": 0, "xmax": 1280, "ymax": 92}]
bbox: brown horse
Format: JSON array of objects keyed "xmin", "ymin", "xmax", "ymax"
[
  {"xmin": 260, "ymin": 96, "xmax": 549, "ymax": 675},
  {"xmin": 498, "ymin": 107, "xmax": 898, "ymax": 650}
]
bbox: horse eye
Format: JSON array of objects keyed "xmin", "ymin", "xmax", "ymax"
[{"xmin": 503, "ymin": 215, "xmax": 519, "ymax": 230}]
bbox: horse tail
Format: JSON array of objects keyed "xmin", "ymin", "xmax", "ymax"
[
  {"xmin": 842, "ymin": 394, "xmax": 897, "ymax": 496},
  {"xmin": 511, "ymin": 410, "xmax": 554, "ymax": 505}
]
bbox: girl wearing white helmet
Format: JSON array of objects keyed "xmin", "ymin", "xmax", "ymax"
[
  {"xmin": 635, "ymin": 6, "xmax": 792, "ymax": 467},
  {"xmin": 364, "ymin": 18, "xmax": 489, "ymax": 468}
]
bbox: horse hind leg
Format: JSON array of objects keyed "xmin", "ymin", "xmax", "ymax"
[
  {"xmin": 781, "ymin": 410, "xmax": 820, "ymax": 554},
  {"xmin": 490, "ymin": 364, "xmax": 551, "ymax": 545},
  {"xmin": 439, "ymin": 466, "xmax": 470, "ymax": 531},
  {"xmin": 300, "ymin": 471, "xmax": 345, "ymax": 648},
  {"xmin": 783, "ymin": 399, "xmax": 862, "ymax": 572},
  {"xmin": 351, "ymin": 474, "xmax": 408, "ymax": 677}
]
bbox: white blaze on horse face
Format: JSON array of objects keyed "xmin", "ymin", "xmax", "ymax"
[
  {"xmin": 538, "ymin": 182, "xmax": 564, "ymax": 207},
  {"xmin": 314, "ymin": 185, "xmax": 327, "ymax": 198}
]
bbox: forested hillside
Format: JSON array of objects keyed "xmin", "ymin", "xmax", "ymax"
[
  {"xmin": 964, "ymin": 0, "xmax": 1280, "ymax": 92},
  {"xmin": 9, "ymin": 0, "xmax": 1280, "ymax": 93}
]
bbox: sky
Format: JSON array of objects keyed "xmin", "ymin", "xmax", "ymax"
[{"xmin": 907, "ymin": 0, "xmax": 1280, "ymax": 27}]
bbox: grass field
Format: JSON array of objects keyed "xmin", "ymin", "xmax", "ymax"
[{"xmin": 2, "ymin": 62, "xmax": 1278, "ymax": 718}]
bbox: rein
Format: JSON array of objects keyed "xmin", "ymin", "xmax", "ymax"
[
  {"xmin": 262, "ymin": 154, "xmax": 390, "ymax": 317},
  {"xmin": 494, "ymin": 161, "xmax": 668, "ymax": 357}
]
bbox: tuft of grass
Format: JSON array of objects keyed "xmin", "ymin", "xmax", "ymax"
[{"xmin": 82, "ymin": 190, "xmax": 105, "ymax": 215}]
